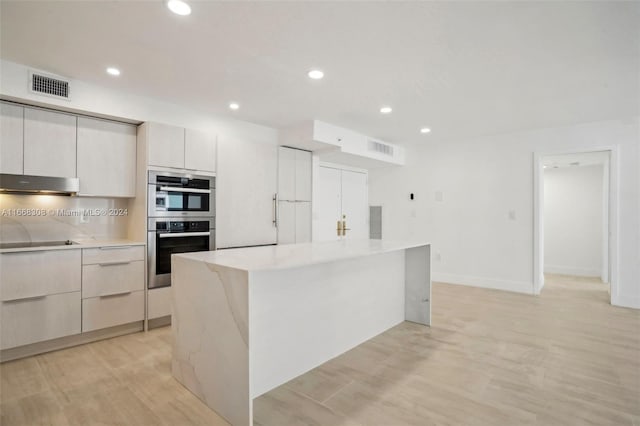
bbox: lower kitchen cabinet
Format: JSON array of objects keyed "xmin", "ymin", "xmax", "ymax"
[
  {"xmin": 82, "ymin": 260, "xmax": 144, "ymax": 298},
  {"xmin": 81, "ymin": 245, "xmax": 145, "ymax": 332},
  {"xmin": 0, "ymin": 249, "xmax": 81, "ymax": 302},
  {"xmin": 148, "ymin": 286, "xmax": 171, "ymax": 319},
  {"xmin": 0, "ymin": 249, "xmax": 82, "ymax": 350},
  {"xmin": 82, "ymin": 291, "xmax": 144, "ymax": 332},
  {"xmin": 0, "ymin": 243, "xmax": 146, "ymax": 357},
  {"xmin": 0, "ymin": 291, "xmax": 81, "ymax": 350}
]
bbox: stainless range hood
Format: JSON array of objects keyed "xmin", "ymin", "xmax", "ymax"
[{"xmin": 0, "ymin": 174, "xmax": 79, "ymax": 195}]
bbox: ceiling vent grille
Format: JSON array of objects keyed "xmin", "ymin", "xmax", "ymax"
[
  {"xmin": 368, "ymin": 139, "xmax": 394, "ymax": 156},
  {"xmin": 29, "ymin": 71, "xmax": 70, "ymax": 100}
]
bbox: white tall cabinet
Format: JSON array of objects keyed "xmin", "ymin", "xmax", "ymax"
[
  {"xmin": 277, "ymin": 147, "xmax": 312, "ymax": 244},
  {"xmin": 216, "ymin": 134, "xmax": 278, "ymax": 248},
  {"xmin": 185, "ymin": 128, "xmax": 216, "ymax": 172}
]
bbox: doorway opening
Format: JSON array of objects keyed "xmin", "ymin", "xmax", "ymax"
[{"xmin": 533, "ymin": 148, "xmax": 619, "ymax": 304}]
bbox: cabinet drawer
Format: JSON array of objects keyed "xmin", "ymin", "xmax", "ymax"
[
  {"xmin": 82, "ymin": 260, "xmax": 144, "ymax": 299},
  {"xmin": 0, "ymin": 291, "xmax": 81, "ymax": 349},
  {"xmin": 82, "ymin": 290, "xmax": 144, "ymax": 332},
  {"xmin": 0, "ymin": 250, "xmax": 81, "ymax": 301},
  {"xmin": 82, "ymin": 245, "xmax": 144, "ymax": 265}
]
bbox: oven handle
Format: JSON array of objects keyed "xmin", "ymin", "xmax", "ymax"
[
  {"xmin": 158, "ymin": 231, "xmax": 211, "ymax": 238},
  {"xmin": 159, "ymin": 186, "xmax": 211, "ymax": 194}
]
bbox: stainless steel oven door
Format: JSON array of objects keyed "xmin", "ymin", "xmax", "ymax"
[
  {"xmin": 148, "ymin": 225, "xmax": 215, "ymax": 289},
  {"xmin": 147, "ymin": 171, "xmax": 215, "ymax": 218},
  {"xmin": 148, "ymin": 185, "xmax": 215, "ymax": 218}
]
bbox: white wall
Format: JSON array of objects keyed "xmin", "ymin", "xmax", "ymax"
[
  {"xmin": 1, "ymin": 59, "xmax": 279, "ymax": 247},
  {"xmin": 543, "ymin": 165, "xmax": 603, "ymax": 278},
  {"xmin": 0, "ymin": 60, "xmax": 273, "ymax": 142},
  {"xmin": 369, "ymin": 118, "xmax": 640, "ymax": 309}
]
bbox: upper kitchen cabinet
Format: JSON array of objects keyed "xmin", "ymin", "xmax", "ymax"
[
  {"xmin": 185, "ymin": 128, "xmax": 216, "ymax": 173},
  {"xmin": 147, "ymin": 122, "xmax": 185, "ymax": 170},
  {"xmin": 144, "ymin": 122, "xmax": 216, "ymax": 173},
  {"xmin": 0, "ymin": 102, "xmax": 24, "ymax": 175},
  {"xmin": 77, "ymin": 117, "xmax": 137, "ymax": 197},
  {"xmin": 278, "ymin": 146, "xmax": 296, "ymax": 201},
  {"xmin": 24, "ymin": 107, "xmax": 77, "ymax": 178},
  {"xmin": 295, "ymin": 149, "xmax": 312, "ymax": 201},
  {"xmin": 278, "ymin": 146, "xmax": 311, "ymax": 202}
]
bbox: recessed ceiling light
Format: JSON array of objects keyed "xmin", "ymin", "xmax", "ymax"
[
  {"xmin": 167, "ymin": 0, "xmax": 191, "ymax": 16},
  {"xmin": 229, "ymin": 102, "xmax": 240, "ymax": 110},
  {"xmin": 308, "ymin": 69, "xmax": 324, "ymax": 80},
  {"xmin": 420, "ymin": 127, "xmax": 431, "ymax": 134},
  {"xmin": 380, "ymin": 106, "xmax": 392, "ymax": 114},
  {"xmin": 106, "ymin": 67, "xmax": 120, "ymax": 76}
]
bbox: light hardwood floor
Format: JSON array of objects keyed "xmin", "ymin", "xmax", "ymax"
[{"xmin": 1, "ymin": 275, "xmax": 638, "ymax": 425}]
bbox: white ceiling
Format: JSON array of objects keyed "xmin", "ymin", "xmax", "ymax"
[{"xmin": 1, "ymin": 1, "xmax": 638, "ymax": 145}]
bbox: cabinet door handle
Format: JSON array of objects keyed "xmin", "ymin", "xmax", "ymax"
[
  {"xmin": 99, "ymin": 291, "xmax": 131, "ymax": 298},
  {"xmin": 2, "ymin": 294, "xmax": 47, "ymax": 303},
  {"xmin": 273, "ymin": 193, "xmax": 278, "ymax": 227},
  {"xmin": 98, "ymin": 261, "xmax": 131, "ymax": 267},
  {"xmin": 99, "ymin": 246, "xmax": 132, "ymax": 250}
]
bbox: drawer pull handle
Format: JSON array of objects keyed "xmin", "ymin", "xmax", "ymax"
[
  {"xmin": 98, "ymin": 261, "xmax": 131, "ymax": 267},
  {"xmin": 3, "ymin": 250, "xmax": 44, "ymax": 255},
  {"xmin": 99, "ymin": 291, "xmax": 132, "ymax": 298},
  {"xmin": 3, "ymin": 294, "xmax": 47, "ymax": 303},
  {"xmin": 99, "ymin": 246, "xmax": 132, "ymax": 250}
]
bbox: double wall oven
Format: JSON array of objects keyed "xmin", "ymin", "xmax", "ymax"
[{"xmin": 147, "ymin": 171, "xmax": 215, "ymax": 289}]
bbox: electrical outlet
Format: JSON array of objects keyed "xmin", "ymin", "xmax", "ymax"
[
  {"xmin": 80, "ymin": 212, "xmax": 89, "ymax": 224},
  {"xmin": 434, "ymin": 252, "xmax": 441, "ymax": 262},
  {"xmin": 435, "ymin": 191, "xmax": 443, "ymax": 202},
  {"xmin": 509, "ymin": 210, "xmax": 516, "ymax": 220}
]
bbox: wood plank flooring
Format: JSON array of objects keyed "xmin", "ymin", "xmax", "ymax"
[{"xmin": 1, "ymin": 275, "xmax": 639, "ymax": 425}]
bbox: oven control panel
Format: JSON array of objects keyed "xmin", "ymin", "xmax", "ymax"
[{"xmin": 155, "ymin": 221, "xmax": 210, "ymax": 232}]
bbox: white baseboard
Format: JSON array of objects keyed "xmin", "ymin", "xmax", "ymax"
[
  {"xmin": 611, "ymin": 294, "xmax": 640, "ymax": 310},
  {"xmin": 432, "ymin": 273, "xmax": 534, "ymax": 295},
  {"xmin": 544, "ymin": 265, "xmax": 601, "ymax": 277}
]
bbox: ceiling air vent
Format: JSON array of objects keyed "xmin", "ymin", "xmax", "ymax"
[
  {"xmin": 368, "ymin": 139, "xmax": 394, "ymax": 157},
  {"xmin": 29, "ymin": 71, "xmax": 70, "ymax": 100}
]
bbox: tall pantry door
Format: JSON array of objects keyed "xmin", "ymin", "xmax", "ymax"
[{"xmin": 316, "ymin": 166, "xmax": 368, "ymax": 241}]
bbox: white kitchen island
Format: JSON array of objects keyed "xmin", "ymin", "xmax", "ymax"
[{"xmin": 171, "ymin": 239, "xmax": 431, "ymax": 426}]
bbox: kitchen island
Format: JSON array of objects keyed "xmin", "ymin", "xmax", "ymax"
[{"xmin": 171, "ymin": 239, "xmax": 431, "ymax": 426}]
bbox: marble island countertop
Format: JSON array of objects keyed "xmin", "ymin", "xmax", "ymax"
[
  {"xmin": 0, "ymin": 238, "xmax": 145, "ymax": 253},
  {"xmin": 176, "ymin": 239, "xmax": 429, "ymax": 272}
]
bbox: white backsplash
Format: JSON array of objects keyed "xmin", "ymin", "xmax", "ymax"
[{"xmin": 0, "ymin": 194, "xmax": 130, "ymax": 243}]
